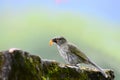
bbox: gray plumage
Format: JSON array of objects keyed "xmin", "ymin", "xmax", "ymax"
[{"xmin": 51, "ymin": 36, "xmax": 108, "ymax": 78}]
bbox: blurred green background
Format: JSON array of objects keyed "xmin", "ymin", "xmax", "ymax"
[{"xmin": 0, "ymin": 0, "xmax": 120, "ymax": 80}]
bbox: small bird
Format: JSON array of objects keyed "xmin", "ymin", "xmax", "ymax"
[{"xmin": 49, "ymin": 36, "xmax": 108, "ymax": 78}]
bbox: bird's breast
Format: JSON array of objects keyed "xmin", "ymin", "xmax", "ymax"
[
  {"xmin": 57, "ymin": 45, "xmax": 85, "ymax": 64},
  {"xmin": 57, "ymin": 45, "xmax": 69, "ymax": 53},
  {"xmin": 57, "ymin": 45, "xmax": 69, "ymax": 63}
]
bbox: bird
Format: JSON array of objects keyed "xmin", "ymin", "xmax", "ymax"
[{"xmin": 49, "ymin": 36, "xmax": 108, "ymax": 78}]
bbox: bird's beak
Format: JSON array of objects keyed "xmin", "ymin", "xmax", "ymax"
[{"xmin": 49, "ymin": 40, "xmax": 53, "ymax": 46}]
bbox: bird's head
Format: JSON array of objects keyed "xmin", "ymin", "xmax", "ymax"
[{"xmin": 49, "ymin": 36, "xmax": 67, "ymax": 46}]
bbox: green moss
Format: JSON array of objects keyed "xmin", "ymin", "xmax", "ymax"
[
  {"xmin": 0, "ymin": 52, "xmax": 3, "ymax": 69},
  {"xmin": 8, "ymin": 51, "xmax": 43, "ymax": 80},
  {"xmin": 41, "ymin": 76, "xmax": 47, "ymax": 80},
  {"xmin": 45, "ymin": 63, "xmax": 89, "ymax": 80}
]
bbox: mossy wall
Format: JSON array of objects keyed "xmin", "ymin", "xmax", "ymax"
[{"xmin": 0, "ymin": 49, "xmax": 114, "ymax": 80}]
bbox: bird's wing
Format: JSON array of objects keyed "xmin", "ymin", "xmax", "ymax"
[{"xmin": 68, "ymin": 43, "xmax": 89, "ymax": 61}]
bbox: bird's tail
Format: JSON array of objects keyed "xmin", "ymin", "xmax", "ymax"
[{"xmin": 88, "ymin": 60, "xmax": 108, "ymax": 78}]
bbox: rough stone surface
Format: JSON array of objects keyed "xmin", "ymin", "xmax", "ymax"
[{"xmin": 0, "ymin": 49, "xmax": 115, "ymax": 80}]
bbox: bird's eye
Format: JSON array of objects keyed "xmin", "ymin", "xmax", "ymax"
[{"xmin": 59, "ymin": 38, "xmax": 62, "ymax": 40}]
